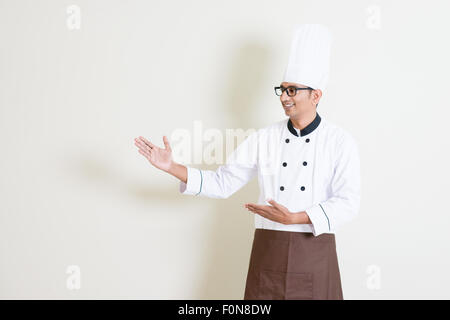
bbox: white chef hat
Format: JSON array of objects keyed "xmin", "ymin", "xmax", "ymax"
[{"xmin": 282, "ymin": 24, "xmax": 333, "ymax": 92}]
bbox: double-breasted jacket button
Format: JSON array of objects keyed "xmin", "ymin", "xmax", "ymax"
[
  {"xmin": 282, "ymin": 162, "xmax": 287, "ymax": 167},
  {"xmin": 303, "ymin": 161, "xmax": 307, "ymax": 166},
  {"xmin": 280, "ymin": 186, "xmax": 285, "ymax": 191},
  {"xmin": 285, "ymin": 138, "xmax": 290, "ymax": 143},
  {"xmin": 300, "ymin": 186, "xmax": 305, "ymax": 191}
]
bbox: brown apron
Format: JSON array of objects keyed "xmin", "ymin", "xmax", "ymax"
[{"xmin": 244, "ymin": 228, "xmax": 343, "ymax": 300}]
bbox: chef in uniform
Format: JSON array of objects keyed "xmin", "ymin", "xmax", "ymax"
[{"xmin": 134, "ymin": 24, "xmax": 360, "ymax": 300}]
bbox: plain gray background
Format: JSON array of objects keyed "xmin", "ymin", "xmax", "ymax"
[{"xmin": 1, "ymin": 0, "xmax": 449, "ymax": 299}]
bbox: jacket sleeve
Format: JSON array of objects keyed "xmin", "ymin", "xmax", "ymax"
[
  {"xmin": 179, "ymin": 131, "xmax": 258, "ymax": 199},
  {"xmin": 305, "ymin": 132, "xmax": 361, "ymax": 236}
]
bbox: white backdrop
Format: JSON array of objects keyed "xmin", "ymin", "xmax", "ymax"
[{"xmin": 1, "ymin": 0, "xmax": 449, "ymax": 299}]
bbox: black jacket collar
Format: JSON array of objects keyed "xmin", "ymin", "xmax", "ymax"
[{"xmin": 287, "ymin": 112, "xmax": 321, "ymax": 137}]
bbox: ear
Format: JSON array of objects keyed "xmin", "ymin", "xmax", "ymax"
[{"xmin": 312, "ymin": 89, "xmax": 322, "ymax": 105}]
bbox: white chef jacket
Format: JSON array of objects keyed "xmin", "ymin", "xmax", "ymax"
[{"xmin": 179, "ymin": 112, "xmax": 361, "ymax": 237}]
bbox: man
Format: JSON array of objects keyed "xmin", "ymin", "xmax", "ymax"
[{"xmin": 134, "ymin": 24, "xmax": 360, "ymax": 300}]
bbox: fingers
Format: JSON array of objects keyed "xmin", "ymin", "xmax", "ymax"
[
  {"xmin": 134, "ymin": 137, "xmax": 153, "ymax": 160},
  {"xmin": 138, "ymin": 148, "xmax": 151, "ymax": 159},
  {"xmin": 135, "ymin": 138, "xmax": 148, "ymax": 150},
  {"xmin": 245, "ymin": 203, "xmax": 265, "ymax": 211},
  {"xmin": 138, "ymin": 136, "xmax": 156, "ymax": 149},
  {"xmin": 247, "ymin": 206, "xmax": 271, "ymax": 220},
  {"xmin": 134, "ymin": 136, "xmax": 169, "ymax": 152},
  {"xmin": 134, "ymin": 136, "xmax": 157, "ymax": 153},
  {"xmin": 247, "ymin": 206, "xmax": 264, "ymax": 215},
  {"xmin": 134, "ymin": 140, "xmax": 153, "ymax": 159},
  {"xmin": 268, "ymin": 199, "xmax": 282, "ymax": 210},
  {"xmin": 245, "ymin": 204, "xmax": 270, "ymax": 216},
  {"xmin": 244, "ymin": 203, "xmax": 260, "ymax": 209},
  {"xmin": 246, "ymin": 205, "xmax": 289, "ymax": 225}
]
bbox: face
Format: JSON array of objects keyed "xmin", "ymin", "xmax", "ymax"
[{"xmin": 279, "ymin": 82, "xmax": 322, "ymax": 117}]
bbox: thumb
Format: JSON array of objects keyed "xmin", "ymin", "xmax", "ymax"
[
  {"xmin": 163, "ymin": 135, "xmax": 171, "ymax": 151},
  {"xmin": 268, "ymin": 199, "xmax": 282, "ymax": 210}
]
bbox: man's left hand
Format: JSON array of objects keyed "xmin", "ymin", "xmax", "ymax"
[{"xmin": 244, "ymin": 199, "xmax": 296, "ymax": 225}]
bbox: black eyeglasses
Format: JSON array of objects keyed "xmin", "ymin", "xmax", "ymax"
[{"xmin": 274, "ymin": 85, "xmax": 313, "ymax": 97}]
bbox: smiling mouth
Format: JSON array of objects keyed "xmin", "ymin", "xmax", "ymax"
[{"xmin": 283, "ymin": 104, "xmax": 295, "ymax": 109}]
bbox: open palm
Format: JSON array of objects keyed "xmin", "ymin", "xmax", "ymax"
[{"xmin": 134, "ymin": 135, "xmax": 173, "ymax": 172}]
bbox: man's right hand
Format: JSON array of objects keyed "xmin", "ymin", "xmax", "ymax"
[{"xmin": 134, "ymin": 135, "xmax": 173, "ymax": 173}]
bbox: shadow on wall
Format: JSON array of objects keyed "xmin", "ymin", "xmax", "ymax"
[
  {"xmin": 192, "ymin": 40, "xmax": 272, "ymax": 299},
  {"xmin": 98, "ymin": 40, "xmax": 272, "ymax": 299}
]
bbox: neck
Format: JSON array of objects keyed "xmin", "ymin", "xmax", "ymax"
[{"xmin": 290, "ymin": 109, "xmax": 317, "ymax": 130}]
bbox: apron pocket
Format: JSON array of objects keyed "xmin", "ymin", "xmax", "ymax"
[
  {"xmin": 258, "ymin": 270, "xmax": 285, "ymax": 300},
  {"xmin": 286, "ymin": 272, "xmax": 313, "ymax": 300},
  {"xmin": 258, "ymin": 270, "xmax": 313, "ymax": 300}
]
